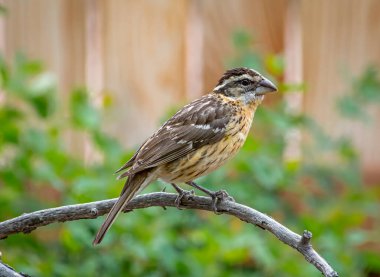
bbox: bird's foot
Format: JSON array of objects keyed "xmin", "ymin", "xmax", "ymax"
[
  {"xmin": 185, "ymin": 181, "xmax": 234, "ymax": 214},
  {"xmin": 208, "ymin": 189, "xmax": 234, "ymax": 214},
  {"xmin": 171, "ymin": 183, "xmax": 194, "ymax": 210}
]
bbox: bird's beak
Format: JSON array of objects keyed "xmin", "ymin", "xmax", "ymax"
[{"xmin": 255, "ymin": 78, "xmax": 277, "ymax": 95}]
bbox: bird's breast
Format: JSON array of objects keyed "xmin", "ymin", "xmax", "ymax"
[{"xmin": 157, "ymin": 104, "xmax": 256, "ymax": 184}]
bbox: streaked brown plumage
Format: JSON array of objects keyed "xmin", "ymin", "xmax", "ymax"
[{"xmin": 93, "ymin": 67, "xmax": 277, "ymax": 245}]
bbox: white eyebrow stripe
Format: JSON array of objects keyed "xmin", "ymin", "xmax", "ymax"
[
  {"xmin": 213, "ymin": 73, "xmax": 259, "ymax": 91},
  {"xmin": 230, "ymin": 74, "xmax": 255, "ymax": 82},
  {"xmin": 214, "ymin": 82, "xmax": 227, "ymax": 91}
]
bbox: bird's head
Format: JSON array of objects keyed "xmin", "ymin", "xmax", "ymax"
[{"xmin": 213, "ymin": 67, "xmax": 277, "ymax": 104}]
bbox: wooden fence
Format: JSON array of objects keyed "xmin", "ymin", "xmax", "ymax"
[{"xmin": 2, "ymin": 0, "xmax": 380, "ymax": 179}]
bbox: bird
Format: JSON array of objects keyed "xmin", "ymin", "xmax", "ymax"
[{"xmin": 93, "ymin": 67, "xmax": 277, "ymax": 245}]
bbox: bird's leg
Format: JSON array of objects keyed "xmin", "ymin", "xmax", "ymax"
[
  {"xmin": 185, "ymin": 181, "xmax": 234, "ymax": 214},
  {"xmin": 171, "ymin": 183, "xmax": 194, "ymax": 209}
]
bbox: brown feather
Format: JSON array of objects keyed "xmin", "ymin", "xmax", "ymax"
[
  {"xmin": 117, "ymin": 94, "xmax": 232, "ymax": 178},
  {"xmin": 93, "ymin": 170, "xmax": 153, "ymax": 245}
]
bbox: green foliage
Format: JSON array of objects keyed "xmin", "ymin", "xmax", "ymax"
[
  {"xmin": 1, "ymin": 35, "xmax": 380, "ymax": 277},
  {"xmin": 70, "ymin": 88, "xmax": 100, "ymax": 130},
  {"xmin": 337, "ymin": 66, "xmax": 380, "ymax": 121},
  {"xmin": 0, "ymin": 53, "xmax": 126, "ymax": 275}
]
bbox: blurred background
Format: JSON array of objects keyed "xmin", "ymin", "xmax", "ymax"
[{"xmin": 0, "ymin": 0, "xmax": 379, "ymax": 276}]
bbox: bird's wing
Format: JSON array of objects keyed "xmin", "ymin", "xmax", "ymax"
[
  {"xmin": 115, "ymin": 144, "xmax": 143, "ymax": 174},
  {"xmin": 117, "ymin": 94, "xmax": 232, "ymax": 178}
]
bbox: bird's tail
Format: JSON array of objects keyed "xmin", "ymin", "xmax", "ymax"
[{"xmin": 93, "ymin": 171, "xmax": 153, "ymax": 245}]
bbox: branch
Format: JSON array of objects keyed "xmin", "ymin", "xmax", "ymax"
[
  {"xmin": 0, "ymin": 261, "xmax": 30, "ymax": 277},
  {"xmin": 0, "ymin": 192, "xmax": 338, "ymax": 277}
]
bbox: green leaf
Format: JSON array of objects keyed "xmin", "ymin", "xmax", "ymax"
[
  {"xmin": 354, "ymin": 66, "xmax": 380, "ymax": 102},
  {"xmin": 337, "ymin": 96, "xmax": 369, "ymax": 121},
  {"xmin": 28, "ymin": 72, "xmax": 57, "ymax": 117},
  {"xmin": 69, "ymin": 88, "xmax": 100, "ymax": 130},
  {"xmin": 265, "ymin": 54, "xmax": 284, "ymax": 76}
]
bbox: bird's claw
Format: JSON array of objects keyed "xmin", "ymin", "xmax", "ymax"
[
  {"xmin": 174, "ymin": 189, "xmax": 195, "ymax": 210},
  {"xmin": 210, "ymin": 190, "xmax": 234, "ymax": 214}
]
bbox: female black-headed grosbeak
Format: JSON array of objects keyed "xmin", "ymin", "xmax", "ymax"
[{"xmin": 93, "ymin": 67, "xmax": 277, "ymax": 245}]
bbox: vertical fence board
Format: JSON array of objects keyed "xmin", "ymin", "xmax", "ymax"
[
  {"xmin": 4, "ymin": 0, "xmax": 86, "ymax": 94},
  {"xmin": 302, "ymin": 0, "xmax": 380, "ymax": 177},
  {"xmin": 201, "ymin": 0, "xmax": 286, "ymax": 92},
  {"xmin": 102, "ymin": 0, "xmax": 187, "ymax": 147}
]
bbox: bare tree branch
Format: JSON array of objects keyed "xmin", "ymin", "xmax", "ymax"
[
  {"xmin": 0, "ymin": 192, "xmax": 338, "ymax": 277},
  {"xmin": 0, "ymin": 261, "xmax": 30, "ymax": 277}
]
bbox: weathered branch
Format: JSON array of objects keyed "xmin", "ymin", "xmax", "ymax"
[
  {"xmin": 0, "ymin": 261, "xmax": 29, "ymax": 277},
  {"xmin": 0, "ymin": 192, "xmax": 338, "ymax": 277}
]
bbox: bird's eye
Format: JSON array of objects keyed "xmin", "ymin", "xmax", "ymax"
[{"xmin": 241, "ymin": 79, "xmax": 250, "ymax": 86}]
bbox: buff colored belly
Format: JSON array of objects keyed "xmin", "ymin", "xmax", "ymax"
[{"xmin": 158, "ymin": 110, "xmax": 254, "ymax": 183}]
